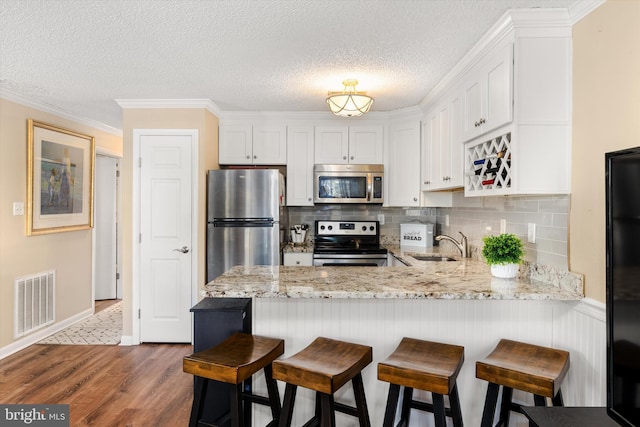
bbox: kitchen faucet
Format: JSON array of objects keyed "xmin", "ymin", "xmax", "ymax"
[{"xmin": 435, "ymin": 232, "xmax": 468, "ymax": 258}]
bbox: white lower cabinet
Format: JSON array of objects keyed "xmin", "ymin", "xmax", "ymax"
[{"xmin": 283, "ymin": 252, "xmax": 313, "ymax": 266}]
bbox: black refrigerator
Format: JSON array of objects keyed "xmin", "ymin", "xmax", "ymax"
[{"xmin": 606, "ymin": 147, "xmax": 640, "ymax": 427}]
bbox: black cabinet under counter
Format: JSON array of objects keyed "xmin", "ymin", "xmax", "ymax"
[{"xmin": 190, "ymin": 298, "xmax": 252, "ymax": 425}]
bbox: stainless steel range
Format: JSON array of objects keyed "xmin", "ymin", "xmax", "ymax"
[{"xmin": 313, "ymin": 220, "xmax": 388, "ymax": 267}]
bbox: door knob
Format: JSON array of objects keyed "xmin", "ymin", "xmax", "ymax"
[{"xmin": 173, "ymin": 246, "xmax": 189, "ymax": 254}]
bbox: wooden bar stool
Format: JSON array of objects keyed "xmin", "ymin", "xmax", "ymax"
[
  {"xmin": 272, "ymin": 337, "xmax": 373, "ymax": 427},
  {"xmin": 476, "ymin": 339, "xmax": 570, "ymax": 427},
  {"xmin": 183, "ymin": 332, "xmax": 285, "ymax": 427},
  {"xmin": 378, "ymin": 337, "xmax": 465, "ymax": 427}
]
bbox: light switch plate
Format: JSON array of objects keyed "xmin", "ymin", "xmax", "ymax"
[
  {"xmin": 500, "ymin": 219, "xmax": 507, "ymax": 234},
  {"xmin": 377, "ymin": 214, "xmax": 385, "ymax": 225},
  {"xmin": 527, "ymin": 223, "xmax": 536, "ymax": 243},
  {"xmin": 13, "ymin": 202, "xmax": 24, "ymax": 216}
]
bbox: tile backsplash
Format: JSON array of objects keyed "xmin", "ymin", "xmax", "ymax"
[{"xmin": 288, "ymin": 191, "xmax": 570, "ymax": 269}]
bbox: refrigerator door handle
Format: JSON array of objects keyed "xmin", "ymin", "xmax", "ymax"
[{"xmin": 213, "ymin": 220, "xmax": 275, "ymax": 228}]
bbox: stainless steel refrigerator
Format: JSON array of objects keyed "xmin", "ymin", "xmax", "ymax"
[{"xmin": 206, "ymin": 169, "xmax": 285, "ymax": 282}]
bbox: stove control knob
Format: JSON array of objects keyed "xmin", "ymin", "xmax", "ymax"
[
  {"xmin": 328, "ymin": 225, "xmax": 333, "ymax": 230},
  {"xmin": 320, "ymin": 225, "xmax": 325, "ymax": 230},
  {"xmin": 362, "ymin": 226, "xmax": 367, "ymax": 231},
  {"xmin": 370, "ymin": 226, "xmax": 375, "ymax": 231}
]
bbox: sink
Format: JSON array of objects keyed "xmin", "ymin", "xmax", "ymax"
[{"xmin": 412, "ymin": 255, "xmax": 457, "ymax": 262}]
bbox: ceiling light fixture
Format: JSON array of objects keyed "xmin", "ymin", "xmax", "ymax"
[{"xmin": 326, "ymin": 79, "xmax": 374, "ymax": 117}]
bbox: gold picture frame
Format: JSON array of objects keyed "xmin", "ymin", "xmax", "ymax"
[{"xmin": 27, "ymin": 119, "xmax": 95, "ymax": 235}]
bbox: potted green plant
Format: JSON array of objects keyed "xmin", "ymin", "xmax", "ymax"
[{"xmin": 481, "ymin": 233, "xmax": 524, "ymax": 278}]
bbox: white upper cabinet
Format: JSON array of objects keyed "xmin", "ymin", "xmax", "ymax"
[
  {"xmin": 386, "ymin": 120, "xmax": 421, "ymax": 207},
  {"xmin": 219, "ymin": 124, "xmax": 287, "ymax": 165},
  {"xmin": 421, "ymin": 89, "xmax": 463, "ymax": 192},
  {"xmin": 286, "ymin": 126, "xmax": 315, "ymax": 206},
  {"xmin": 461, "ymin": 42, "xmax": 513, "ymax": 143},
  {"xmin": 463, "ymin": 21, "xmax": 571, "ymax": 196},
  {"xmin": 315, "ymin": 125, "xmax": 383, "ymax": 164}
]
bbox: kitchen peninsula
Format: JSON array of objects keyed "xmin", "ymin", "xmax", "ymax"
[{"xmin": 203, "ymin": 252, "xmax": 584, "ymax": 426}]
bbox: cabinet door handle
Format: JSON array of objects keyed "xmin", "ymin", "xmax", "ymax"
[
  {"xmin": 253, "ymin": 155, "xmax": 257, "ymax": 159},
  {"xmin": 350, "ymin": 156, "xmax": 354, "ymax": 160},
  {"xmin": 480, "ymin": 118, "xmax": 486, "ymax": 124},
  {"xmin": 296, "ymin": 260, "xmax": 301, "ymax": 265},
  {"xmin": 246, "ymin": 155, "xmax": 251, "ymax": 159},
  {"xmin": 413, "ymin": 197, "xmax": 418, "ymax": 202},
  {"xmin": 343, "ymin": 156, "xmax": 347, "ymax": 160}
]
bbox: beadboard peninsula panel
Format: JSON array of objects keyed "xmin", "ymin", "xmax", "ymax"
[{"xmin": 249, "ymin": 298, "xmax": 605, "ymax": 427}]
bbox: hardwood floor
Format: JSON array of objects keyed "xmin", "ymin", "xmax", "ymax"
[
  {"xmin": 95, "ymin": 299, "xmax": 121, "ymax": 313},
  {"xmin": 0, "ymin": 342, "xmax": 194, "ymax": 426}
]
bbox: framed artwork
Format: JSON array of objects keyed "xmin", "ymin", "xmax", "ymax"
[{"xmin": 27, "ymin": 119, "xmax": 95, "ymax": 235}]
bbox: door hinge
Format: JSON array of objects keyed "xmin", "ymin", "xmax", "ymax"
[
  {"xmin": 139, "ymin": 158, "xmax": 142, "ymax": 168},
  {"xmin": 116, "ymin": 170, "xmax": 120, "ymax": 177},
  {"xmin": 139, "ymin": 233, "xmax": 142, "ymax": 243},
  {"xmin": 116, "ymin": 272, "xmax": 120, "ymax": 280},
  {"xmin": 138, "ymin": 309, "xmax": 141, "ymax": 319}
]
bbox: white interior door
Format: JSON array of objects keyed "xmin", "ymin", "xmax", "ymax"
[
  {"xmin": 94, "ymin": 155, "xmax": 118, "ymax": 300},
  {"xmin": 139, "ymin": 132, "xmax": 194, "ymax": 343}
]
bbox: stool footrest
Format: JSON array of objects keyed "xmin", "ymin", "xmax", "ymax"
[
  {"xmin": 242, "ymin": 391, "xmax": 271, "ymax": 406},
  {"xmin": 334, "ymin": 401, "xmax": 359, "ymax": 418},
  {"xmin": 409, "ymin": 398, "xmax": 455, "ymax": 418}
]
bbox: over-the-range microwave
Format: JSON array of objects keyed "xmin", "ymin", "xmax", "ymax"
[{"xmin": 313, "ymin": 164, "xmax": 383, "ymax": 204}]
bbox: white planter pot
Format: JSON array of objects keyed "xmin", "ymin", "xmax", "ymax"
[{"xmin": 490, "ymin": 263, "xmax": 519, "ymax": 279}]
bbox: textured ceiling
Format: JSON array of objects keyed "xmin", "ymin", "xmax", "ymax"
[{"xmin": 1, "ymin": 0, "xmax": 576, "ymax": 130}]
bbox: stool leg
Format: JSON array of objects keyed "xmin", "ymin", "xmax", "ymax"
[
  {"xmin": 498, "ymin": 386, "xmax": 513, "ymax": 427},
  {"xmin": 190, "ymin": 377, "xmax": 209, "ymax": 427},
  {"xmin": 319, "ymin": 392, "xmax": 336, "ymax": 427},
  {"xmin": 382, "ymin": 384, "xmax": 400, "ymax": 427},
  {"xmin": 480, "ymin": 382, "xmax": 500, "ymax": 427},
  {"xmin": 264, "ymin": 364, "xmax": 282, "ymax": 422},
  {"xmin": 534, "ymin": 394, "xmax": 547, "ymax": 406},
  {"xmin": 400, "ymin": 386, "xmax": 413, "ymax": 426},
  {"xmin": 352, "ymin": 373, "xmax": 371, "ymax": 427},
  {"xmin": 279, "ymin": 383, "xmax": 297, "ymax": 427},
  {"xmin": 552, "ymin": 389, "xmax": 564, "ymax": 407},
  {"xmin": 230, "ymin": 382, "xmax": 244, "ymax": 427},
  {"xmin": 432, "ymin": 393, "xmax": 447, "ymax": 427},
  {"xmin": 449, "ymin": 383, "xmax": 464, "ymax": 427}
]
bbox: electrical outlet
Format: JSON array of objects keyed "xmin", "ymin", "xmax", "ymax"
[
  {"xmin": 445, "ymin": 214, "xmax": 450, "ymax": 227},
  {"xmin": 500, "ymin": 219, "xmax": 506, "ymax": 234},
  {"xmin": 378, "ymin": 214, "xmax": 385, "ymax": 225},
  {"xmin": 528, "ymin": 223, "xmax": 536, "ymax": 243},
  {"xmin": 13, "ymin": 202, "xmax": 24, "ymax": 216}
]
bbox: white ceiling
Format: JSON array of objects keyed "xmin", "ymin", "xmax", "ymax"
[{"xmin": 1, "ymin": 0, "xmax": 579, "ymax": 130}]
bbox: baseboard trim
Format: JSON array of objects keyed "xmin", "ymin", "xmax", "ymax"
[
  {"xmin": 0, "ymin": 308, "xmax": 94, "ymax": 360},
  {"xmin": 119, "ymin": 335, "xmax": 136, "ymax": 346}
]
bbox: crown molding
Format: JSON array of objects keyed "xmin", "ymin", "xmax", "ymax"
[
  {"xmin": 219, "ymin": 109, "xmax": 400, "ymax": 122},
  {"xmin": 419, "ymin": 8, "xmax": 574, "ymax": 110},
  {"xmin": 115, "ymin": 98, "xmax": 223, "ymax": 118},
  {"xmin": 568, "ymin": 0, "xmax": 606, "ymax": 25},
  {"xmin": 1, "ymin": 89, "xmax": 123, "ymax": 136}
]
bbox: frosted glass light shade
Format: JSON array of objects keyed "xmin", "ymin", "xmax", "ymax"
[{"xmin": 326, "ymin": 79, "xmax": 374, "ymax": 117}]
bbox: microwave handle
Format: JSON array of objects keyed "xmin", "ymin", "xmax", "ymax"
[{"xmin": 367, "ymin": 174, "xmax": 372, "ymax": 201}]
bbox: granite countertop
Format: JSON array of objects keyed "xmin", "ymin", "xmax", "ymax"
[{"xmin": 204, "ymin": 246, "xmax": 584, "ymax": 300}]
